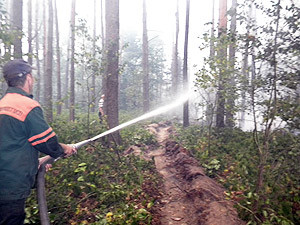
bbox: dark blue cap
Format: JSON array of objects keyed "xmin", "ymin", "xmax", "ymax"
[{"xmin": 3, "ymin": 59, "xmax": 34, "ymax": 80}]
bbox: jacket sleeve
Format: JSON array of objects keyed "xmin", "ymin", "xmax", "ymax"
[{"xmin": 25, "ymin": 107, "xmax": 64, "ymax": 159}]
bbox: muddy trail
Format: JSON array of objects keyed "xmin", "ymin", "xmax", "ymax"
[{"xmin": 125, "ymin": 122, "xmax": 244, "ymax": 225}]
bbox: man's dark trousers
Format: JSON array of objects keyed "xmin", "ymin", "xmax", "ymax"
[{"xmin": 0, "ymin": 199, "xmax": 26, "ymax": 225}]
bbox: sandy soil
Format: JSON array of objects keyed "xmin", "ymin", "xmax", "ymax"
[{"xmin": 125, "ymin": 122, "xmax": 245, "ymax": 225}]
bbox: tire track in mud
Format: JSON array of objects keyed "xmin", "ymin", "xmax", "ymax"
[{"xmin": 127, "ymin": 122, "xmax": 244, "ymax": 225}]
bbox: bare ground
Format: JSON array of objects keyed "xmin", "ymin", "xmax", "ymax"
[{"xmin": 125, "ymin": 122, "xmax": 245, "ymax": 225}]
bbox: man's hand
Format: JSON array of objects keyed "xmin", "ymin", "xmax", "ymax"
[
  {"xmin": 60, "ymin": 143, "xmax": 77, "ymax": 157},
  {"xmin": 38, "ymin": 155, "xmax": 52, "ymax": 171}
]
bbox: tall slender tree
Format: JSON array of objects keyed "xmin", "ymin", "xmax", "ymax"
[
  {"xmin": 35, "ymin": 0, "xmax": 41, "ymax": 102},
  {"xmin": 54, "ymin": 0, "xmax": 62, "ymax": 115},
  {"xmin": 91, "ymin": 0, "xmax": 97, "ymax": 113},
  {"xmin": 64, "ymin": 31, "xmax": 70, "ymax": 109},
  {"xmin": 101, "ymin": 0, "xmax": 105, "ymax": 50},
  {"xmin": 210, "ymin": 0, "xmax": 215, "ymax": 59},
  {"xmin": 27, "ymin": 0, "xmax": 32, "ymax": 65},
  {"xmin": 42, "ymin": 0, "xmax": 47, "ymax": 105},
  {"xmin": 1, "ymin": 0, "xmax": 12, "ymax": 62},
  {"xmin": 44, "ymin": 0, "xmax": 53, "ymax": 122},
  {"xmin": 215, "ymin": 0, "xmax": 227, "ymax": 128},
  {"xmin": 69, "ymin": 0, "xmax": 76, "ymax": 121},
  {"xmin": 142, "ymin": 0, "xmax": 149, "ymax": 112},
  {"xmin": 183, "ymin": 0, "xmax": 190, "ymax": 127},
  {"xmin": 11, "ymin": 0, "xmax": 22, "ymax": 58},
  {"xmin": 172, "ymin": 0, "xmax": 179, "ymax": 96},
  {"xmin": 100, "ymin": 0, "xmax": 106, "ymax": 98},
  {"xmin": 240, "ymin": 2, "xmax": 252, "ymax": 129},
  {"xmin": 226, "ymin": 0, "xmax": 237, "ymax": 127},
  {"xmin": 104, "ymin": 0, "xmax": 121, "ymax": 144},
  {"xmin": 254, "ymin": 0, "xmax": 281, "ymax": 213},
  {"xmin": 206, "ymin": 0, "xmax": 215, "ymax": 126}
]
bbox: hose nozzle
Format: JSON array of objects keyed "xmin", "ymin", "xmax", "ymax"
[{"xmin": 73, "ymin": 139, "xmax": 93, "ymax": 150}]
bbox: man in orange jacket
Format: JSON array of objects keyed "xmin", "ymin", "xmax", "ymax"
[{"xmin": 0, "ymin": 59, "xmax": 76, "ymax": 225}]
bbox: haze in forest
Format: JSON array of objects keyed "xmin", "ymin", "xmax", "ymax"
[
  {"xmin": 23, "ymin": 0, "xmax": 214, "ymax": 77},
  {"xmin": 0, "ymin": 0, "xmax": 299, "ymax": 224},
  {"xmin": 1, "ymin": 0, "xmax": 299, "ymax": 131}
]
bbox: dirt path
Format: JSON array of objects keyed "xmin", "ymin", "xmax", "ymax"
[{"xmin": 127, "ymin": 122, "xmax": 244, "ymax": 225}]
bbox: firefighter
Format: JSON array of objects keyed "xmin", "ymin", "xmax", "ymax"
[
  {"xmin": 98, "ymin": 94, "xmax": 105, "ymax": 123},
  {"xmin": 0, "ymin": 59, "xmax": 76, "ymax": 225}
]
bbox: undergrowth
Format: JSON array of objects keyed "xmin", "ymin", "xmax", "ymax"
[{"xmin": 25, "ymin": 113, "xmax": 160, "ymax": 225}]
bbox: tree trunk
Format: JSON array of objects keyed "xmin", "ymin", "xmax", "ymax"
[
  {"xmin": 101, "ymin": 0, "xmax": 106, "ymax": 100},
  {"xmin": 104, "ymin": 0, "xmax": 121, "ymax": 144},
  {"xmin": 11, "ymin": 0, "xmax": 22, "ymax": 58},
  {"xmin": 209, "ymin": 0, "xmax": 215, "ymax": 59},
  {"xmin": 27, "ymin": 0, "xmax": 32, "ymax": 65},
  {"xmin": 42, "ymin": 0, "xmax": 47, "ymax": 105},
  {"xmin": 297, "ymin": 83, "xmax": 300, "ymax": 105},
  {"xmin": 183, "ymin": 0, "xmax": 190, "ymax": 128},
  {"xmin": 226, "ymin": 0, "xmax": 237, "ymax": 128},
  {"xmin": 215, "ymin": 0, "xmax": 227, "ymax": 129},
  {"xmin": 254, "ymin": 0, "xmax": 281, "ymax": 214},
  {"xmin": 142, "ymin": 0, "xmax": 149, "ymax": 112},
  {"xmin": 35, "ymin": 0, "xmax": 41, "ymax": 102},
  {"xmin": 101, "ymin": 0, "xmax": 105, "ymax": 50},
  {"xmin": 172, "ymin": 0, "xmax": 179, "ymax": 96},
  {"xmin": 44, "ymin": 0, "xmax": 53, "ymax": 122},
  {"xmin": 69, "ymin": 0, "xmax": 76, "ymax": 121},
  {"xmin": 206, "ymin": 0, "xmax": 215, "ymax": 127},
  {"xmin": 2, "ymin": 0, "xmax": 12, "ymax": 61},
  {"xmin": 91, "ymin": 0, "xmax": 97, "ymax": 113},
  {"xmin": 240, "ymin": 4, "xmax": 252, "ymax": 129},
  {"xmin": 64, "ymin": 32, "xmax": 70, "ymax": 109},
  {"xmin": 54, "ymin": 0, "xmax": 62, "ymax": 115}
]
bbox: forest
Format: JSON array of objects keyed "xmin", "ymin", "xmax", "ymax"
[{"xmin": 0, "ymin": 0, "xmax": 299, "ymax": 224}]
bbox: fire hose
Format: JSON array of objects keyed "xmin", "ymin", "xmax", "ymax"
[
  {"xmin": 36, "ymin": 140, "xmax": 93, "ymax": 225},
  {"xmin": 37, "ymin": 126, "xmax": 121, "ymax": 224}
]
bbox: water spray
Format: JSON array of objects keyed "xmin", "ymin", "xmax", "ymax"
[{"xmin": 73, "ymin": 92, "xmax": 191, "ymax": 150}]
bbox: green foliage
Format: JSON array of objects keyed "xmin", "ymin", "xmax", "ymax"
[
  {"xmin": 25, "ymin": 116, "xmax": 160, "ymax": 224},
  {"xmin": 50, "ymin": 113, "xmax": 105, "ymax": 143},
  {"xmin": 175, "ymin": 125, "xmax": 300, "ymax": 225},
  {"xmin": 194, "ymin": 2, "xmax": 300, "ymax": 224},
  {"xmin": 120, "ymin": 125, "xmax": 157, "ymax": 147}
]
